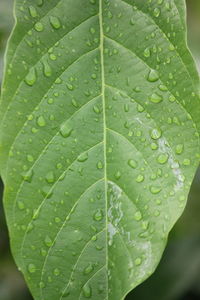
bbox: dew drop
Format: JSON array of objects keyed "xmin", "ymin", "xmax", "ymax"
[
  {"xmin": 84, "ymin": 263, "xmax": 94, "ymax": 275},
  {"xmin": 151, "ymin": 128, "xmax": 162, "ymax": 140},
  {"xmin": 149, "ymin": 93, "xmax": 163, "ymax": 103},
  {"xmin": 49, "ymin": 16, "xmax": 61, "ymax": 29},
  {"xmin": 77, "ymin": 152, "xmax": 88, "ymax": 162},
  {"xmin": 34, "ymin": 22, "xmax": 44, "ymax": 32},
  {"xmin": 53, "ymin": 268, "xmax": 60, "ymax": 276},
  {"xmin": 153, "ymin": 7, "xmax": 160, "ymax": 17},
  {"xmin": 128, "ymin": 159, "xmax": 137, "ymax": 169},
  {"xmin": 115, "ymin": 171, "xmax": 121, "ymax": 180},
  {"xmin": 134, "ymin": 257, "xmax": 142, "ymax": 266},
  {"xmin": 175, "ymin": 144, "xmax": 184, "ymax": 154},
  {"xmin": 97, "ymin": 161, "xmax": 103, "ymax": 169},
  {"xmin": 22, "ymin": 169, "xmax": 33, "ymax": 182},
  {"xmin": 25, "ymin": 68, "xmax": 37, "ymax": 86},
  {"xmin": 28, "ymin": 263, "xmax": 36, "ymax": 273},
  {"xmin": 157, "ymin": 153, "xmax": 168, "ymax": 164},
  {"xmin": 45, "ymin": 235, "xmax": 53, "ymax": 247},
  {"xmin": 17, "ymin": 200, "xmax": 25, "ymax": 210},
  {"xmin": 82, "ymin": 283, "xmax": 92, "ymax": 298},
  {"xmin": 37, "ymin": 115, "xmax": 46, "ymax": 127},
  {"xmin": 134, "ymin": 211, "xmax": 142, "ymax": 221},
  {"xmin": 29, "ymin": 6, "xmax": 38, "ymax": 18},
  {"xmin": 60, "ymin": 123, "xmax": 72, "ymax": 138},
  {"xmin": 136, "ymin": 174, "xmax": 144, "ymax": 183},
  {"xmin": 93, "ymin": 209, "xmax": 103, "ymax": 221},
  {"xmin": 147, "ymin": 69, "xmax": 159, "ymax": 82},
  {"xmin": 150, "ymin": 186, "xmax": 161, "ymax": 194},
  {"xmin": 45, "ymin": 171, "xmax": 55, "ymax": 183}
]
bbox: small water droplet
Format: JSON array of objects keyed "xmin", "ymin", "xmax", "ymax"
[
  {"xmin": 77, "ymin": 152, "xmax": 88, "ymax": 162},
  {"xmin": 28, "ymin": 263, "xmax": 36, "ymax": 273},
  {"xmin": 175, "ymin": 144, "xmax": 184, "ymax": 154},
  {"xmin": 49, "ymin": 16, "xmax": 61, "ymax": 29},
  {"xmin": 114, "ymin": 171, "xmax": 121, "ymax": 180},
  {"xmin": 17, "ymin": 200, "xmax": 25, "ymax": 210},
  {"xmin": 151, "ymin": 128, "xmax": 162, "ymax": 140},
  {"xmin": 45, "ymin": 235, "xmax": 53, "ymax": 247},
  {"xmin": 134, "ymin": 257, "xmax": 142, "ymax": 266},
  {"xmin": 150, "ymin": 186, "xmax": 161, "ymax": 194},
  {"xmin": 83, "ymin": 263, "xmax": 94, "ymax": 275},
  {"xmin": 134, "ymin": 211, "xmax": 142, "ymax": 221},
  {"xmin": 97, "ymin": 161, "xmax": 103, "ymax": 169},
  {"xmin": 25, "ymin": 68, "xmax": 37, "ymax": 86},
  {"xmin": 60, "ymin": 123, "xmax": 72, "ymax": 138},
  {"xmin": 53, "ymin": 268, "xmax": 60, "ymax": 276},
  {"xmin": 45, "ymin": 171, "xmax": 55, "ymax": 183},
  {"xmin": 157, "ymin": 153, "xmax": 168, "ymax": 164},
  {"xmin": 37, "ymin": 115, "xmax": 46, "ymax": 127},
  {"xmin": 34, "ymin": 22, "xmax": 44, "ymax": 32},
  {"xmin": 136, "ymin": 174, "xmax": 144, "ymax": 183},
  {"xmin": 42, "ymin": 60, "xmax": 52, "ymax": 77},
  {"xmin": 82, "ymin": 283, "xmax": 92, "ymax": 298},
  {"xmin": 93, "ymin": 209, "xmax": 103, "ymax": 221},
  {"xmin": 147, "ymin": 69, "xmax": 159, "ymax": 82},
  {"xmin": 153, "ymin": 7, "xmax": 160, "ymax": 17},
  {"xmin": 29, "ymin": 6, "xmax": 38, "ymax": 18},
  {"xmin": 149, "ymin": 93, "xmax": 163, "ymax": 103},
  {"xmin": 128, "ymin": 159, "xmax": 137, "ymax": 169}
]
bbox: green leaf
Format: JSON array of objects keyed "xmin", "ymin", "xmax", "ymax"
[{"xmin": 0, "ymin": 1, "xmax": 200, "ymax": 299}]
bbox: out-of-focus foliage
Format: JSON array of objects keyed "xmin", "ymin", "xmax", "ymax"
[{"xmin": 0, "ymin": 1, "xmax": 199, "ymax": 300}]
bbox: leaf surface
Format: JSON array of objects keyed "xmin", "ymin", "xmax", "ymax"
[{"xmin": 0, "ymin": 1, "xmax": 200, "ymax": 299}]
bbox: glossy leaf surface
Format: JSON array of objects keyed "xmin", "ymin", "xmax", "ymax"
[{"xmin": 0, "ymin": 1, "xmax": 200, "ymax": 300}]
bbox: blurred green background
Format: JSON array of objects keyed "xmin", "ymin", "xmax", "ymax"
[{"xmin": 0, "ymin": 1, "xmax": 200, "ymax": 300}]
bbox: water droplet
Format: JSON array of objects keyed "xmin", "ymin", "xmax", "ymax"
[
  {"xmin": 143, "ymin": 47, "xmax": 151, "ymax": 58},
  {"xmin": 42, "ymin": 60, "xmax": 52, "ymax": 77},
  {"xmin": 128, "ymin": 159, "xmax": 137, "ymax": 169},
  {"xmin": 151, "ymin": 128, "xmax": 162, "ymax": 140},
  {"xmin": 27, "ymin": 154, "xmax": 34, "ymax": 162},
  {"xmin": 136, "ymin": 174, "xmax": 144, "ymax": 183},
  {"xmin": 176, "ymin": 144, "xmax": 184, "ymax": 154},
  {"xmin": 153, "ymin": 7, "xmax": 160, "ymax": 17},
  {"xmin": 17, "ymin": 200, "xmax": 25, "ymax": 210},
  {"xmin": 45, "ymin": 235, "xmax": 53, "ymax": 247},
  {"xmin": 137, "ymin": 104, "xmax": 145, "ymax": 112},
  {"xmin": 149, "ymin": 93, "xmax": 163, "ymax": 103},
  {"xmin": 45, "ymin": 171, "xmax": 55, "ymax": 183},
  {"xmin": 147, "ymin": 69, "xmax": 159, "ymax": 82},
  {"xmin": 37, "ymin": 0, "xmax": 43, "ymax": 6},
  {"xmin": 37, "ymin": 115, "xmax": 46, "ymax": 127},
  {"xmin": 49, "ymin": 16, "xmax": 61, "ymax": 29},
  {"xmin": 22, "ymin": 169, "xmax": 33, "ymax": 182},
  {"xmin": 150, "ymin": 186, "xmax": 161, "ymax": 194},
  {"xmin": 53, "ymin": 268, "xmax": 60, "ymax": 276},
  {"xmin": 25, "ymin": 68, "xmax": 37, "ymax": 86},
  {"xmin": 93, "ymin": 105, "xmax": 101, "ymax": 114},
  {"xmin": 29, "ymin": 6, "xmax": 38, "ymax": 18},
  {"xmin": 169, "ymin": 95, "xmax": 176, "ymax": 102},
  {"xmin": 134, "ymin": 257, "xmax": 142, "ymax": 266},
  {"xmin": 97, "ymin": 161, "xmax": 103, "ymax": 169},
  {"xmin": 84, "ymin": 263, "xmax": 94, "ymax": 275},
  {"xmin": 183, "ymin": 158, "xmax": 190, "ymax": 166},
  {"xmin": 157, "ymin": 153, "xmax": 168, "ymax": 164},
  {"xmin": 60, "ymin": 123, "xmax": 72, "ymax": 138},
  {"xmin": 82, "ymin": 283, "xmax": 92, "ymax": 298},
  {"xmin": 134, "ymin": 211, "xmax": 142, "ymax": 221},
  {"xmin": 34, "ymin": 22, "xmax": 44, "ymax": 32},
  {"xmin": 77, "ymin": 152, "xmax": 88, "ymax": 162},
  {"xmin": 93, "ymin": 209, "xmax": 103, "ymax": 221},
  {"xmin": 115, "ymin": 171, "xmax": 121, "ymax": 180},
  {"xmin": 28, "ymin": 263, "xmax": 36, "ymax": 273}
]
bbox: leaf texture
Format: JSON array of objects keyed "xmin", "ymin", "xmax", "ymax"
[{"xmin": 0, "ymin": 0, "xmax": 200, "ymax": 299}]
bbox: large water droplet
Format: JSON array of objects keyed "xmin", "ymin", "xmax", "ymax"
[
  {"xmin": 34, "ymin": 22, "xmax": 44, "ymax": 32},
  {"xmin": 151, "ymin": 128, "xmax": 162, "ymax": 140},
  {"xmin": 45, "ymin": 171, "xmax": 55, "ymax": 183},
  {"xmin": 29, "ymin": 6, "xmax": 38, "ymax": 18},
  {"xmin": 83, "ymin": 263, "xmax": 94, "ymax": 275},
  {"xmin": 128, "ymin": 159, "xmax": 137, "ymax": 169},
  {"xmin": 157, "ymin": 153, "xmax": 168, "ymax": 164}
]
